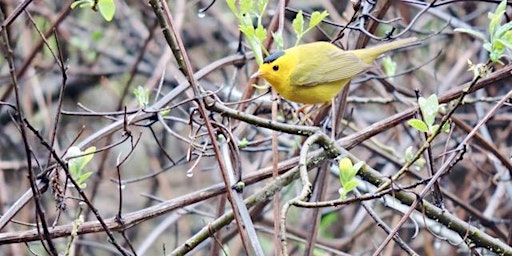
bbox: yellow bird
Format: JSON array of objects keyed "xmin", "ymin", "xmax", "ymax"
[{"xmin": 251, "ymin": 37, "xmax": 417, "ymax": 104}]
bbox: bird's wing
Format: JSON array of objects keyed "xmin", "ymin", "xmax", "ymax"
[{"xmin": 290, "ymin": 50, "xmax": 371, "ymax": 87}]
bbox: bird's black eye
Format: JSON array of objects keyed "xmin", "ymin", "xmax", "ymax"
[{"xmin": 272, "ymin": 65, "xmax": 279, "ymax": 71}]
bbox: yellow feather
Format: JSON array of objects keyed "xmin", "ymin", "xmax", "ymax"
[{"xmin": 253, "ymin": 37, "xmax": 417, "ymax": 104}]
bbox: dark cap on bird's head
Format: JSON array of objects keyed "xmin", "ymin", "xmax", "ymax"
[
  {"xmin": 263, "ymin": 51, "xmax": 285, "ymax": 64},
  {"xmin": 251, "ymin": 51, "xmax": 286, "ymax": 79}
]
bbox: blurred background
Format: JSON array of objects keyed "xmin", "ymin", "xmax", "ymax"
[{"xmin": 0, "ymin": 0, "xmax": 511, "ymax": 255}]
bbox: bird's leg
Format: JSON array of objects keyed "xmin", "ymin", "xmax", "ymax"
[
  {"xmin": 296, "ymin": 105, "xmax": 317, "ymax": 126},
  {"xmin": 296, "ymin": 104, "xmax": 313, "ymax": 115}
]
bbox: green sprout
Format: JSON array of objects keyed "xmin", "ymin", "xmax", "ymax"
[
  {"xmin": 467, "ymin": 59, "xmax": 492, "ymax": 80},
  {"xmin": 226, "ymin": 0, "xmax": 329, "ymax": 64},
  {"xmin": 159, "ymin": 108, "xmax": 170, "ymax": 117},
  {"xmin": 133, "ymin": 86, "xmax": 150, "ymax": 108},
  {"xmin": 292, "ymin": 10, "xmax": 329, "ymax": 46},
  {"xmin": 404, "ymin": 146, "xmax": 426, "ymax": 170},
  {"xmin": 338, "ymin": 157, "xmax": 363, "ymax": 199},
  {"xmin": 238, "ymin": 137, "xmax": 249, "ymax": 149},
  {"xmin": 408, "ymin": 94, "xmax": 450, "ymax": 135},
  {"xmin": 226, "ymin": 0, "xmax": 269, "ymax": 64},
  {"xmin": 455, "ymin": 0, "xmax": 512, "ymax": 63},
  {"xmin": 71, "ymin": 0, "xmax": 116, "ymax": 22},
  {"xmin": 66, "ymin": 146, "xmax": 96, "ymax": 189},
  {"xmin": 381, "ymin": 56, "xmax": 397, "ymax": 81}
]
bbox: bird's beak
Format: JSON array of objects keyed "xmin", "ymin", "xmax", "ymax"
[{"xmin": 250, "ymin": 70, "xmax": 262, "ymax": 79}]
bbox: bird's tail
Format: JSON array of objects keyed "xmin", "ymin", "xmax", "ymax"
[{"xmin": 352, "ymin": 37, "xmax": 418, "ymax": 63}]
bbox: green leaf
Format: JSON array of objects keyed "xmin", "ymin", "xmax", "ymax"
[
  {"xmin": 71, "ymin": 0, "xmax": 94, "ymax": 9},
  {"xmin": 495, "ymin": 0, "xmax": 508, "ymax": 14},
  {"xmin": 67, "ymin": 147, "xmax": 83, "ymax": 176},
  {"xmin": 415, "ymin": 158, "xmax": 426, "ymax": 169},
  {"xmin": 339, "ymin": 188, "xmax": 347, "ymax": 199},
  {"xmin": 419, "ymin": 95, "xmax": 439, "ymax": 127},
  {"xmin": 234, "ymin": 181, "xmax": 245, "ymax": 191},
  {"xmin": 66, "ymin": 146, "xmax": 95, "ymax": 181},
  {"xmin": 441, "ymin": 122, "xmax": 451, "ymax": 133},
  {"xmin": 488, "ymin": 2, "xmax": 505, "ymax": 37},
  {"xmin": 489, "ymin": 14, "xmax": 501, "ymax": 36},
  {"xmin": 308, "ymin": 11, "xmax": 328, "ymax": 29},
  {"xmin": 160, "ymin": 108, "xmax": 170, "ymax": 116},
  {"xmin": 320, "ymin": 212, "xmax": 338, "ymax": 238},
  {"xmin": 504, "ymin": 30, "xmax": 512, "ymax": 41},
  {"xmin": 425, "ymin": 94, "xmax": 439, "ymax": 111},
  {"xmin": 91, "ymin": 31, "xmax": 103, "ymax": 41},
  {"xmin": 238, "ymin": 138, "xmax": 249, "ymax": 149},
  {"xmin": 78, "ymin": 172, "xmax": 93, "ymax": 184},
  {"xmin": 496, "ymin": 38, "xmax": 512, "ymax": 52},
  {"xmin": 408, "ymin": 119, "xmax": 428, "ymax": 132},
  {"xmin": 70, "ymin": 162, "xmax": 80, "ymax": 177},
  {"xmin": 343, "ymin": 180, "xmax": 359, "ymax": 192},
  {"xmin": 292, "ymin": 10, "xmax": 304, "ymax": 37},
  {"xmin": 338, "ymin": 157, "xmax": 352, "ymax": 171},
  {"xmin": 272, "ymin": 32, "xmax": 284, "ymax": 50},
  {"xmin": 490, "ymin": 44, "xmax": 505, "ymax": 63},
  {"xmin": 418, "ymin": 96, "xmax": 426, "ymax": 107},
  {"xmin": 381, "ymin": 56, "xmax": 397, "ymax": 78},
  {"xmin": 79, "ymin": 147, "xmax": 96, "ymax": 171},
  {"xmin": 404, "ymin": 146, "xmax": 414, "ymax": 162},
  {"xmin": 454, "ymin": 28, "xmax": 487, "ymax": 42},
  {"xmin": 133, "ymin": 86, "xmax": 150, "ymax": 107},
  {"xmin": 339, "ymin": 158, "xmax": 362, "ymax": 189},
  {"xmin": 240, "ymin": 13, "xmax": 254, "ymax": 30},
  {"xmin": 239, "ymin": 24, "xmax": 254, "ymax": 37},
  {"xmin": 494, "ymin": 20, "xmax": 512, "ymax": 38},
  {"xmin": 240, "ymin": 0, "xmax": 253, "ymax": 15},
  {"xmin": 351, "ymin": 162, "xmax": 364, "ymax": 178},
  {"xmin": 251, "ymin": 42, "xmax": 263, "ymax": 64},
  {"xmin": 257, "ymin": 0, "xmax": 268, "ymax": 14},
  {"xmin": 98, "ymin": 0, "xmax": 115, "ymax": 21},
  {"xmin": 248, "ymin": 37, "xmax": 263, "ymax": 64},
  {"xmin": 430, "ymin": 124, "xmax": 439, "ymax": 134},
  {"xmin": 254, "ymin": 24, "xmax": 267, "ymax": 42},
  {"xmin": 226, "ymin": 0, "xmax": 238, "ymax": 16},
  {"xmin": 339, "ymin": 178, "xmax": 359, "ymax": 199},
  {"xmin": 338, "ymin": 157, "xmax": 353, "ymax": 184}
]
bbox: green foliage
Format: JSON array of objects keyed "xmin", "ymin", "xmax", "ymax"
[
  {"xmin": 319, "ymin": 212, "xmax": 338, "ymax": 238},
  {"xmin": 226, "ymin": 0, "xmax": 269, "ymax": 64},
  {"xmin": 234, "ymin": 181, "xmax": 245, "ymax": 192},
  {"xmin": 455, "ymin": 0, "xmax": 512, "ymax": 63},
  {"xmin": 97, "ymin": 0, "xmax": 115, "ymax": 21},
  {"xmin": 160, "ymin": 108, "xmax": 170, "ymax": 116},
  {"xmin": 408, "ymin": 94, "xmax": 450, "ymax": 134},
  {"xmin": 292, "ymin": 10, "xmax": 304, "ymax": 40},
  {"xmin": 293, "ymin": 10, "xmax": 329, "ymax": 46},
  {"xmin": 272, "ymin": 32, "xmax": 284, "ymax": 50},
  {"xmin": 408, "ymin": 119, "xmax": 428, "ymax": 133},
  {"xmin": 70, "ymin": 30, "xmax": 103, "ymax": 62},
  {"xmin": 67, "ymin": 146, "xmax": 96, "ymax": 189},
  {"xmin": 238, "ymin": 137, "xmax": 249, "ymax": 148},
  {"xmin": 226, "ymin": 0, "xmax": 328, "ymax": 64},
  {"xmin": 467, "ymin": 59, "xmax": 492, "ymax": 80},
  {"xmin": 338, "ymin": 158, "xmax": 363, "ymax": 199},
  {"xmin": 33, "ymin": 16, "xmax": 58, "ymax": 61},
  {"xmin": 381, "ymin": 56, "xmax": 397, "ymax": 80},
  {"xmin": 133, "ymin": 86, "xmax": 150, "ymax": 108},
  {"xmin": 71, "ymin": 0, "xmax": 116, "ymax": 22},
  {"xmin": 71, "ymin": 212, "xmax": 84, "ymax": 237},
  {"xmin": 404, "ymin": 146, "xmax": 426, "ymax": 169}
]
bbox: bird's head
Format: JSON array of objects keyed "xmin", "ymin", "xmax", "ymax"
[{"xmin": 251, "ymin": 50, "xmax": 293, "ymax": 87}]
